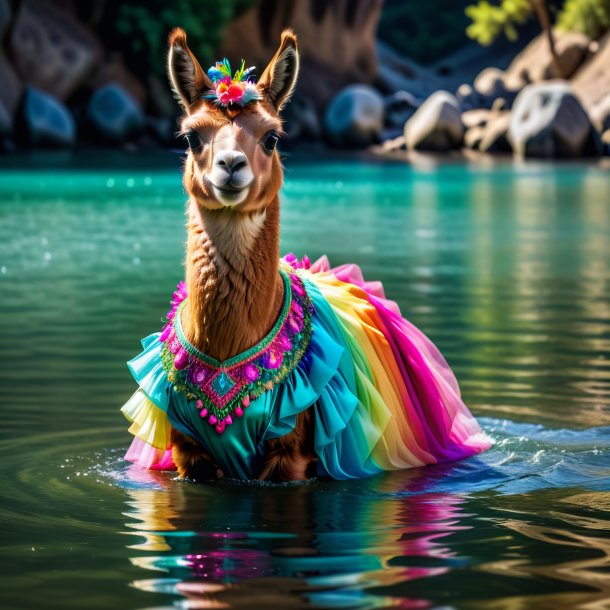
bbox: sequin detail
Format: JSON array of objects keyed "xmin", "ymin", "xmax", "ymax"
[{"xmin": 159, "ymin": 270, "xmax": 313, "ymax": 434}]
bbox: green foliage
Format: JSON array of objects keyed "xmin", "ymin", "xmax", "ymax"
[
  {"xmin": 114, "ymin": 0, "xmax": 253, "ymax": 77},
  {"xmin": 557, "ymin": 0, "xmax": 610, "ymax": 38},
  {"xmin": 465, "ymin": 0, "xmax": 534, "ymax": 46}
]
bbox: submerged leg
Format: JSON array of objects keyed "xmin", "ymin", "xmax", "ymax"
[
  {"xmin": 259, "ymin": 407, "xmax": 317, "ymax": 482},
  {"xmin": 171, "ymin": 429, "xmax": 223, "ymax": 481}
]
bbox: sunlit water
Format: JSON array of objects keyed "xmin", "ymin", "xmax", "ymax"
[{"xmin": 1, "ymin": 153, "xmax": 609, "ymax": 610}]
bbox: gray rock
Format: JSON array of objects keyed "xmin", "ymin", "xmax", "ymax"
[
  {"xmin": 324, "ymin": 85, "xmax": 385, "ymax": 148},
  {"xmin": 86, "ymin": 83, "xmax": 145, "ymax": 143},
  {"xmin": 0, "ymin": 99, "xmax": 10, "ymax": 137},
  {"xmin": 404, "ymin": 91, "xmax": 464, "ymax": 151},
  {"xmin": 9, "ymin": 0, "xmax": 101, "ymax": 100},
  {"xmin": 509, "ymin": 81, "xmax": 602, "ymax": 158},
  {"xmin": 19, "ymin": 87, "xmax": 76, "ymax": 147}
]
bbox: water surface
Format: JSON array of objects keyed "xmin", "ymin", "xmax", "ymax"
[{"xmin": 1, "ymin": 153, "xmax": 609, "ymax": 609}]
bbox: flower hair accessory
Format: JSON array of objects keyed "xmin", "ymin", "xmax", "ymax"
[{"xmin": 205, "ymin": 58, "xmax": 261, "ymax": 108}]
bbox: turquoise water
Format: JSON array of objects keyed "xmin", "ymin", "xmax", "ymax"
[{"xmin": 1, "ymin": 153, "xmax": 609, "ymax": 609}]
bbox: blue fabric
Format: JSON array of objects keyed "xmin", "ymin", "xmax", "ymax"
[{"xmin": 126, "ymin": 280, "xmax": 383, "ymax": 480}]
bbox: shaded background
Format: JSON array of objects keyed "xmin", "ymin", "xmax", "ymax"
[{"xmin": 0, "ymin": 0, "xmax": 608, "ymax": 157}]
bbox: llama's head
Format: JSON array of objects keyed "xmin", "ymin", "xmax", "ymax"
[{"xmin": 167, "ymin": 28, "xmax": 299, "ymax": 213}]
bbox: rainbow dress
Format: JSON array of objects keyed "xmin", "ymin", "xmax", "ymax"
[{"xmin": 121, "ymin": 255, "xmax": 491, "ymax": 480}]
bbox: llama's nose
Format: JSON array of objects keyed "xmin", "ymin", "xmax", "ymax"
[{"xmin": 214, "ymin": 150, "xmax": 248, "ymax": 176}]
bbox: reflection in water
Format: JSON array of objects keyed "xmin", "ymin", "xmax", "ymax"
[
  {"xmin": 123, "ymin": 468, "xmax": 468, "ymax": 609},
  {"xmin": 117, "ymin": 415, "xmax": 610, "ymax": 610}
]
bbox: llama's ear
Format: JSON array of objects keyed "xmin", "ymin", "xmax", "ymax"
[
  {"xmin": 167, "ymin": 28, "xmax": 213, "ymax": 111},
  {"xmin": 258, "ymin": 29, "xmax": 300, "ymax": 112}
]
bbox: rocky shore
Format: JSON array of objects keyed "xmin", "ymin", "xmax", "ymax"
[{"xmin": 0, "ymin": 0, "xmax": 608, "ymax": 159}]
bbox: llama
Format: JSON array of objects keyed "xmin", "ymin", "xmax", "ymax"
[{"xmin": 120, "ymin": 29, "xmax": 491, "ymax": 482}]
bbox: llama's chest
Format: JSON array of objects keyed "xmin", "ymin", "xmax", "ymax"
[{"xmin": 158, "ymin": 268, "xmax": 314, "ymax": 479}]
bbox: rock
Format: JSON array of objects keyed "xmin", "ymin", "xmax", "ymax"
[
  {"xmin": 404, "ymin": 91, "xmax": 464, "ymax": 151},
  {"xmin": 508, "ymin": 81, "xmax": 601, "ymax": 158},
  {"xmin": 86, "ymin": 83, "xmax": 145, "ymax": 143},
  {"xmin": 379, "ymin": 134, "xmax": 406, "ymax": 152},
  {"xmin": 572, "ymin": 31, "xmax": 610, "ymax": 112},
  {"xmin": 221, "ymin": 0, "xmax": 382, "ymax": 110},
  {"xmin": 376, "ymin": 41, "xmax": 440, "ymax": 99},
  {"xmin": 0, "ymin": 52, "xmax": 23, "ymax": 135},
  {"xmin": 456, "ymin": 83, "xmax": 479, "ymax": 112},
  {"xmin": 0, "ymin": 0, "xmax": 11, "ymax": 41},
  {"xmin": 504, "ymin": 30, "xmax": 591, "ymax": 90},
  {"xmin": 491, "ymin": 98, "xmax": 507, "ymax": 112},
  {"xmin": 9, "ymin": 0, "xmax": 101, "ymax": 100},
  {"xmin": 464, "ymin": 125, "xmax": 486, "ymax": 150},
  {"xmin": 462, "ymin": 109, "xmax": 493, "ymax": 129},
  {"xmin": 283, "ymin": 96, "xmax": 321, "ymax": 142},
  {"xmin": 474, "ymin": 67, "xmax": 505, "ymax": 97},
  {"xmin": 589, "ymin": 94, "xmax": 610, "ymax": 134},
  {"xmin": 479, "ymin": 112, "xmax": 511, "ymax": 153},
  {"xmin": 384, "ymin": 90, "xmax": 419, "ymax": 129},
  {"xmin": 18, "ymin": 87, "xmax": 76, "ymax": 147},
  {"xmin": 88, "ymin": 54, "xmax": 147, "ymax": 108},
  {"xmin": 324, "ymin": 85, "xmax": 385, "ymax": 148}
]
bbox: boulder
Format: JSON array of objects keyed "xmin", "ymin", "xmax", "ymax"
[
  {"xmin": 479, "ymin": 112, "xmax": 511, "ymax": 153},
  {"xmin": 0, "ymin": 52, "xmax": 23, "ymax": 135},
  {"xmin": 572, "ymin": 31, "xmax": 610, "ymax": 112},
  {"xmin": 590, "ymin": 94, "xmax": 610, "ymax": 133},
  {"xmin": 221, "ymin": 0, "xmax": 381, "ymax": 109},
  {"xmin": 504, "ymin": 29, "xmax": 591, "ymax": 90},
  {"xmin": 88, "ymin": 54, "xmax": 147, "ymax": 108},
  {"xmin": 86, "ymin": 83, "xmax": 145, "ymax": 143},
  {"xmin": 18, "ymin": 87, "xmax": 76, "ymax": 147},
  {"xmin": 9, "ymin": 0, "xmax": 101, "ymax": 100},
  {"xmin": 324, "ymin": 85, "xmax": 385, "ymax": 148},
  {"xmin": 508, "ymin": 81, "xmax": 601, "ymax": 158},
  {"xmin": 0, "ymin": 0, "xmax": 11, "ymax": 41},
  {"xmin": 404, "ymin": 91, "xmax": 464, "ymax": 151}
]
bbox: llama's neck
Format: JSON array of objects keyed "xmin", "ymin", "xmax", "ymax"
[{"xmin": 183, "ymin": 197, "xmax": 283, "ymax": 361}]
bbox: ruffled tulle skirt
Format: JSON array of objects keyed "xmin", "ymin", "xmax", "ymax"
[{"xmin": 121, "ymin": 257, "xmax": 491, "ymax": 480}]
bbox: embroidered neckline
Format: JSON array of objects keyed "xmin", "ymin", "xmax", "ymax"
[{"xmin": 159, "ymin": 268, "xmax": 314, "ymax": 434}]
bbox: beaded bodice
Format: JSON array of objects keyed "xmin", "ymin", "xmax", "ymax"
[{"xmin": 158, "ymin": 268, "xmax": 314, "ymax": 434}]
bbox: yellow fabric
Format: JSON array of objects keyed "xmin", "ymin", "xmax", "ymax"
[
  {"xmin": 306, "ymin": 271, "xmax": 436, "ymax": 469},
  {"xmin": 121, "ymin": 389, "xmax": 172, "ymax": 451}
]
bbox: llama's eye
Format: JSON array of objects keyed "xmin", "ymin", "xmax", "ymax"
[
  {"xmin": 184, "ymin": 130, "xmax": 203, "ymax": 152},
  {"xmin": 261, "ymin": 130, "xmax": 279, "ymax": 155}
]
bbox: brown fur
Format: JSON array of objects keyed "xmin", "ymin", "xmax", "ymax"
[{"xmin": 168, "ymin": 28, "xmax": 315, "ymax": 481}]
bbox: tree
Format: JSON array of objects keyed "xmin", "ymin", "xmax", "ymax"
[
  {"xmin": 465, "ymin": 0, "xmax": 566, "ymax": 77},
  {"xmin": 557, "ymin": 0, "xmax": 610, "ymax": 39}
]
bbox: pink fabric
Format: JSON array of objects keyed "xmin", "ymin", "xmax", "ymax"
[
  {"xmin": 125, "ymin": 437, "xmax": 176, "ymax": 471},
  {"xmin": 319, "ymin": 257, "xmax": 491, "ymax": 461}
]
